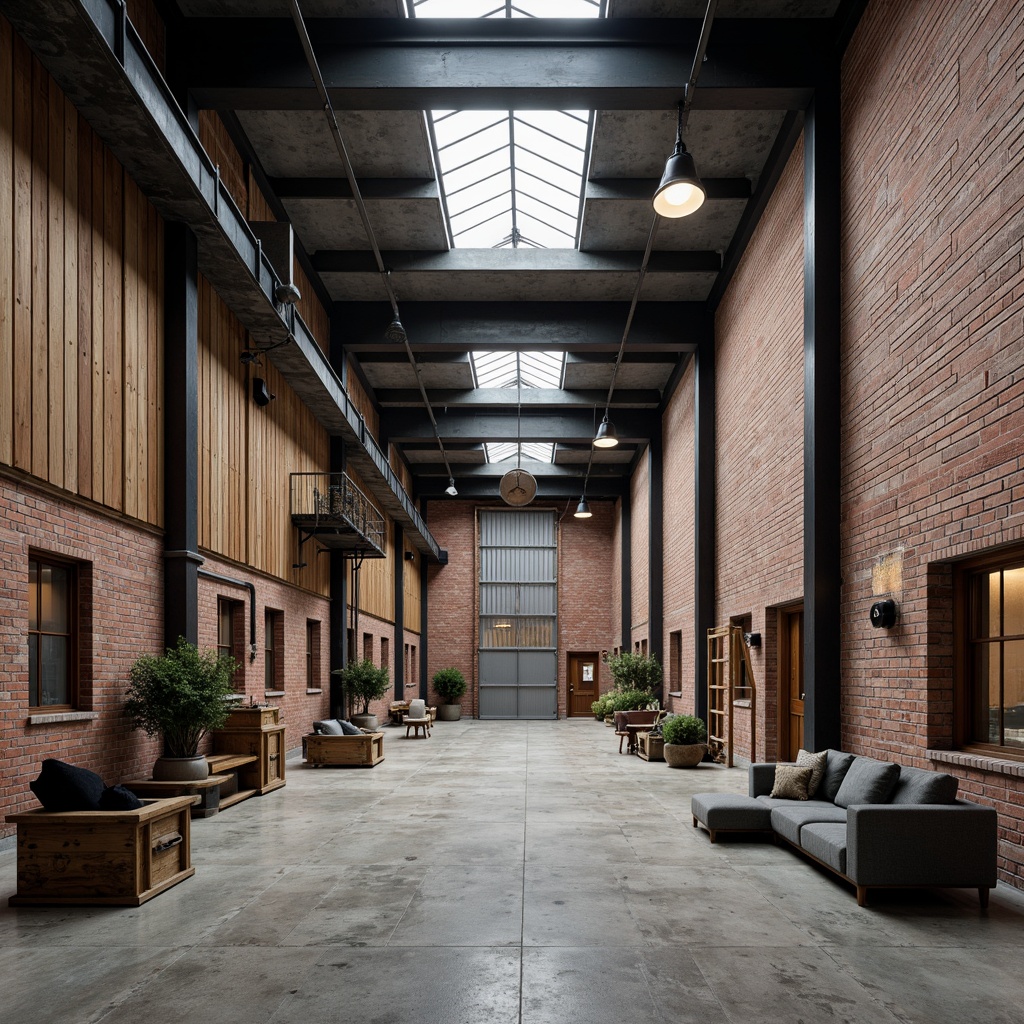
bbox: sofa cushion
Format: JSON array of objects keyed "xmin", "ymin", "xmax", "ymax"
[
  {"xmin": 889, "ymin": 765, "xmax": 959, "ymax": 805},
  {"xmin": 796, "ymin": 748, "xmax": 828, "ymax": 797},
  {"xmin": 834, "ymin": 757, "xmax": 901, "ymax": 808},
  {"xmin": 770, "ymin": 802, "xmax": 848, "ymax": 846},
  {"xmin": 819, "ymin": 749, "xmax": 856, "ymax": 802},
  {"xmin": 314, "ymin": 719, "xmax": 345, "ymax": 735},
  {"xmin": 30, "ymin": 758, "xmax": 105, "ymax": 812},
  {"xmin": 800, "ymin": 822, "xmax": 848, "ymax": 875},
  {"xmin": 692, "ymin": 793, "xmax": 773, "ymax": 832},
  {"xmin": 337, "ymin": 720, "xmax": 364, "ymax": 735},
  {"xmin": 770, "ymin": 764, "xmax": 814, "ymax": 800}
]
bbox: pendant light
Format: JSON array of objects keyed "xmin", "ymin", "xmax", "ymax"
[
  {"xmin": 652, "ymin": 102, "xmax": 705, "ymax": 219},
  {"xmin": 593, "ymin": 413, "xmax": 619, "ymax": 449},
  {"xmin": 574, "ymin": 497, "xmax": 592, "ymax": 519},
  {"xmin": 445, "ymin": 477, "xmax": 458, "ymax": 497}
]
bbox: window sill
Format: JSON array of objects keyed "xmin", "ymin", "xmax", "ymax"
[
  {"xmin": 306, "ymin": 688, "xmax": 323, "ymax": 695},
  {"xmin": 928, "ymin": 748, "xmax": 1024, "ymax": 778},
  {"xmin": 668, "ymin": 691, "xmax": 682, "ymax": 698},
  {"xmin": 27, "ymin": 711, "xmax": 99, "ymax": 726},
  {"xmin": 265, "ymin": 690, "xmax": 285, "ymax": 699},
  {"xmin": 733, "ymin": 699, "xmax": 752, "ymax": 709}
]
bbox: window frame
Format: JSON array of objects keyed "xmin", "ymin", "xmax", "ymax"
[
  {"xmin": 218, "ymin": 597, "xmax": 246, "ymax": 692},
  {"xmin": 27, "ymin": 551, "xmax": 79, "ymax": 710},
  {"xmin": 954, "ymin": 544, "xmax": 1024, "ymax": 760},
  {"xmin": 265, "ymin": 608, "xmax": 284, "ymax": 694}
]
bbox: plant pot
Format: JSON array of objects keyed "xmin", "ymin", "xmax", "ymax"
[
  {"xmin": 437, "ymin": 704, "xmax": 462, "ymax": 721},
  {"xmin": 153, "ymin": 755, "xmax": 209, "ymax": 781},
  {"xmin": 352, "ymin": 713, "xmax": 378, "ymax": 731},
  {"xmin": 663, "ymin": 742, "xmax": 706, "ymax": 768},
  {"xmin": 604, "ymin": 715, "xmax": 615, "ymax": 726}
]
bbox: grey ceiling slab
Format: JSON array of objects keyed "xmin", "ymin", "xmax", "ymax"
[
  {"xmin": 283, "ymin": 197, "xmax": 448, "ymax": 250},
  {"xmin": 177, "ymin": 0, "xmax": 403, "ymax": 15},
  {"xmin": 608, "ymin": 0, "xmax": 839, "ymax": 14},
  {"xmin": 237, "ymin": 110, "xmax": 433, "ymax": 178},
  {"xmin": 579, "ymin": 198, "xmax": 745, "ymax": 251},
  {"xmin": 360, "ymin": 360, "xmax": 475, "ymax": 390},
  {"xmin": 563, "ymin": 360, "xmax": 675, "ymax": 391}
]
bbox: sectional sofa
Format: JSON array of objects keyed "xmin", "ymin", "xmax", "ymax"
[{"xmin": 691, "ymin": 750, "xmax": 998, "ymax": 907}]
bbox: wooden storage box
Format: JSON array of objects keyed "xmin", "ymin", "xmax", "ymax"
[
  {"xmin": 636, "ymin": 731, "xmax": 665, "ymax": 762},
  {"xmin": 6, "ymin": 796, "xmax": 195, "ymax": 906},
  {"xmin": 224, "ymin": 705, "xmax": 279, "ymax": 728},
  {"xmin": 304, "ymin": 732, "xmax": 384, "ymax": 768}
]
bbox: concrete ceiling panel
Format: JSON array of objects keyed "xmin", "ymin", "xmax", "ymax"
[
  {"xmin": 360, "ymin": 359, "xmax": 475, "ymax": 391},
  {"xmin": 563, "ymin": 359, "xmax": 674, "ymax": 390},
  {"xmin": 608, "ymin": 0, "xmax": 838, "ymax": 15},
  {"xmin": 578, "ymin": 197, "xmax": 745, "ymax": 251},
  {"xmin": 283, "ymin": 197, "xmax": 448, "ymax": 251},
  {"xmin": 237, "ymin": 110, "xmax": 433, "ymax": 178},
  {"xmin": 177, "ymin": 0, "xmax": 403, "ymax": 15}
]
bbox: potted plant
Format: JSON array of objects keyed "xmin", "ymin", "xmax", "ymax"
[
  {"xmin": 607, "ymin": 651, "xmax": 663, "ymax": 695},
  {"xmin": 124, "ymin": 636, "xmax": 237, "ymax": 781},
  {"xmin": 333, "ymin": 659, "xmax": 391, "ymax": 731},
  {"xmin": 661, "ymin": 713, "xmax": 707, "ymax": 768},
  {"xmin": 432, "ymin": 667, "xmax": 467, "ymax": 721},
  {"xmin": 591, "ymin": 693, "xmax": 614, "ymax": 721}
]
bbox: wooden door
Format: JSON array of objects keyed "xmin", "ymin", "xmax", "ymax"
[
  {"xmin": 567, "ymin": 652, "xmax": 599, "ymax": 716},
  {"xmin": 779, "ymin": 607, "xmax": 804, "ymax": 759}
]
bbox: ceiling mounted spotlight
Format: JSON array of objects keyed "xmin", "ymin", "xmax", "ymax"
[
  {"xmin": 593, "ymin": 414, "xmax": 619, "ymax": 449},
  {"xmin": 653, "ymin": 102, "xmax": 706, "ymax": 219},
  {"xmin": 385, "ymin": 318, "xmax": 407, "ymax": 343},
  {"xmin": 445, "ymin": 478, "xmax": 458, "ymax": 497},
  {"xmin": 574, "ymin": 497, "xmax": 592, "ymax": 519},
  {"xmin": 274, "ymin": 281, "xmax": 301, "ymax": 305}
]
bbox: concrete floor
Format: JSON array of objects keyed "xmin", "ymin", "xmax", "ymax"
[{"xmin": 3, "ymin": 719, "xmax": 1024, "ymax": 1024}]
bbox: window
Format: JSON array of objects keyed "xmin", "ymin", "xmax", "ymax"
[
  {"xmin": 669, "ymin": 630, "xmax": 682, "ymax": 695},
  {"xmin": 306, "ymin": 620, "xmax": 321, "ymax": 691},
  {"xmin": 218, "ymin": 598, "xmax": 246, "ymax": 691},
  {"xmin": 380, "ymin": 636, "xmax": 390, "ymax": 673},
  {"xmin": 28, "ymin": 555, "xmax": 77, "ymax": 708},
  {"xmin": 959, "ymin": 553, "xmax": 1024, "ymax": 752},
  {"xmin": 363, "ymin": 631, "xmax": 374, "ymax": 664},
  {"xmin": 265, "ymin": 609, "xmax": 284, "ymax": 693}
]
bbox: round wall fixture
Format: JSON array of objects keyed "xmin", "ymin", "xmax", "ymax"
[
  {"xmin": 499, "ymin": 469, "xmax": 537, "ymax": 507},
  {"xmin": 870, "ymin": 599, "xmax": 897, "ymax": 628}
]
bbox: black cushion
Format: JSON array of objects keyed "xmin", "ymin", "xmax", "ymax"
[
  {"xmin": 819, "ymin": 749, "xmax": 856, "ymax": 802},
  {"xmin": 99, "ymin": 784, "xmax": 145, "ymax": 810},
  {"xmin": 30, "ymin": 758, "xmax": 105, "ymax": 811},
  {"xmin": 833, "ymin": 757, "xmax": 901, "ymax": 808}
]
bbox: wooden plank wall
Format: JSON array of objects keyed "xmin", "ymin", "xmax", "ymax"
[
  {"xmin": 404, "ymin": 550, "xmax": 421, "ymax": 632},
  {"xmin": 0, "ymin": 19, "xmax": 163, "ymax": 525},
  {"xmin": 124, "ymin": 0, "xmax": 165, "ymax": 74}
]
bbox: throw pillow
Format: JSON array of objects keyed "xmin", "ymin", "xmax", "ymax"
[
  {"xmin": 99, "ymin": 784, "xmax": 145, "ymax": 810},
  {"xmin": 795, "ymin": 748, "xmax": 828, "ymax": 797},
  {"xmin": 770, "ymin": 764, "xmax": 814, "ymax": 800},
  {"xmin": 313, "ymin": 719, "xmax": 344, "ymax": 735},
  {"xmin": 890, "ymin": 766, "xmax": 959, "ymax": 805},
  {"xmin": 833, "ymin": 757, "xmax": 901, "ymax": 808},
  {"xmin": 338, "ymin": 720, "xmax": 363, "ymax": 735},
  {"xmin": 819, "ymin": 749, "xmax": 856, "ymax": 802},
  {"xmin": 30, "ymin": 758, "xmax": 106, "ymax": 812}
]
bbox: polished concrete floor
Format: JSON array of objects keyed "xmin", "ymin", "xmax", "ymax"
[{"xmin": 3, "ymin": 719, "xmax": 1024, "ymax": 1024}]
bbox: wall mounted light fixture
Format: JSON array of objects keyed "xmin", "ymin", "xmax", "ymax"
[{"xmin": 870, "ymin": 599, "xmax": 897, "ymax": 628}]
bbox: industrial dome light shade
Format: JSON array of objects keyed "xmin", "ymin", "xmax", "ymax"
[
  {"xmin": 574, "ymin": 497, "xmax": 592, "ymax": 519},
  {"xmin": 652, "ymin": 142, "xmax": 706, "ymax": 218},
  {"xmin": 445, "ymin": 477, "xmax": 458, "ymax": 497},
  {"xmin": 384, "ymin": 317, "xmax": 407, "ymax": 343},
  {"xmin": 593, "ymin": 415, "xmax": 619, "ymax": 449}
]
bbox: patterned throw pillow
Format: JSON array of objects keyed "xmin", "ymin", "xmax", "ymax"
[
  {"xmin": 796, "ymin": 748, "xmax": 828, "ymax": 797},
  {"xmin": 770, "ymin": 764, "xmax": 814, "ymax": 800}
]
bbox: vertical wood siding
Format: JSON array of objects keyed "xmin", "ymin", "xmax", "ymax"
[{"xmin": 0, "ymin": 20, "xmax": 164, "ymax": 524}]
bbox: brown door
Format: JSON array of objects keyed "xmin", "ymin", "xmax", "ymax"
[
  {"xmin": 779, "ymin": 607, "xmax": 804, "ymax": 759},
  {"xmin": 567, "ymin": 652, "xmax": 599, "ymax": 717}
]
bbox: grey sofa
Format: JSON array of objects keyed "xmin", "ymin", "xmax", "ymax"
[{"xmin": 691, "ymin": 750, "xmax": 998, "ymax": 907}]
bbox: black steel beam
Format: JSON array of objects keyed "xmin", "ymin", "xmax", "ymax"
[
  {"xmin": 336, "ymin": 301, "xmax": 705, "ymax": 353},
  {"xmin": 184, "ymin": 18, "xmax": 822, "ymax": 111},
  {"xmin": 374, "ymin": 388, "xmax": 663, "ymax": 409},
  {"xmin": 393, "ymin": 522, "xmax": 405, "ymax": 698},
  {"xmin": 803, "ymin": 79, "xmax": 842, "ymax": 753},
  {"xmin": 648, "ymin": 433, "xmax": 664, "ymax": 689},
  {"xmin": 382, "ymin": 409, "xmax": 657, "ymax": 443},
  {"xmin": 620, "ymin": 493, "xmax": 632, "ymax": 650},
  {"xmin": 693, "ymin": 325, "xmax": 715, "ymax": 723}
]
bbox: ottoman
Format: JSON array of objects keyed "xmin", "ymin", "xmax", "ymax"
[{"xmin": 691, "ymin": 792, "xmax": 773, "ymax": 843}]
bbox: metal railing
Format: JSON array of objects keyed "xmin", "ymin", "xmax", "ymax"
[{"xmin": 289, "ymin": 472, "xmax": 386, "ymax": 553}]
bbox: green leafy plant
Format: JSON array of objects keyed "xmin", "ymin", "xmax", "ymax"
[
  {"xmin": 333, "ymin": 659, "xmax": 391, "ymax": 715},
  {"xmin": 610, "ymin": 688, "xmax": 658, "ymax": 713},
  {"xmin": 591, "ymin": 694, "xmax": 614, "ymax": 719},
  {"xmin": 661, "ymin": 714, "xmax": 707, "ymax": 746},
  {"xmin": 124, "ymin": 637, "xmax": 237, "ymax": 758},
  {"xmin": 607, "ymin": 651, "xmax": 663, "ymax": 693},
  {"xmin": 432, "ymin": 666, "xmax": 467, "ymax": 704}
]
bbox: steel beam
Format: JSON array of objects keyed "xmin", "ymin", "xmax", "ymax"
[
  {"xmin": 373, "ymin": 388, "xmax": 663, "ymax": 409},
  {"xmin": 382, "ymin": 409, "xmax": 657, "ymax": 443}
]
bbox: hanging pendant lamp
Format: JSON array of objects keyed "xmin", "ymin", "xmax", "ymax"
[
  {"xmin": 652, "ymin": 103, "xmax": 706, "ymax": 219},
  {"xmin": 574, "ymin": 497, "xmax": 592, "ymax": 519},
  {"xmin": 593, "ymin": 413, "xmax": 619, "ymax": 449}
]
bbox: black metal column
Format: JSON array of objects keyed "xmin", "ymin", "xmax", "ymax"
[
  {"xmin": 329, "ymin": 439, "xmax": 348, "ymax": 718},
  {"xmin": 393, "ymin": 521, "xmax": 405, "ymax": 703},
  {"xmin": 163, "ymin": 223, "xmax": 200, "ymax": 650},
  {"xmin": 694, "ymin": 331, "xmax": 716, "ymax": 722},
  {"xmin": 803, "ymin": 76, "xmax": 843, "ymax": 751},
  {"xmin": 648, "ymin": 432, "xmax": 664, "ymax": 688},
  {"xmin": 620, "ymin": 492, "xmax": 631, "ymax": 650}
]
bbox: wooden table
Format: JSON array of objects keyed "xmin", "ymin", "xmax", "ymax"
[{"xmin": 124, "ymin": 774, "xmax": 233, "ymax": 818}]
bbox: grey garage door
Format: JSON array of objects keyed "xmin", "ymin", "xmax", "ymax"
[{"xmin": 478, "ymin": 510, "xmax": 557, "ymax": 719}]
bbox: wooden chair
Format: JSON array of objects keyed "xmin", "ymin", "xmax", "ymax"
[{"xmin": 615, "ymin": 709, "xmax": 662, "ymax": 753}]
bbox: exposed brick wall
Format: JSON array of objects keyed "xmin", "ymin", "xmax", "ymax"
[
  {"xmin": 841, "ymin": 0, "xmax": 1024, "ymax": 883},
  {"xmin": 629, "ymin": 452, "xmax": 650, "ymax": 648},
  {"xmin": 662, "ymin": 360, "xmax": 696, "ymax": 713}
]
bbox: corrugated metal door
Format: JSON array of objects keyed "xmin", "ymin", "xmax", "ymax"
[{"xmin": 478, "ymin": 510, "xmax": 557, "ymax": 719}]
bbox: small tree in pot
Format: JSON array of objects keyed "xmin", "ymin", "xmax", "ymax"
[
  {"xmin": 607, "ymin": 651, "xmax": 663, "ymax": 697},
  {"xmin": 661, "ymin": 713, "xmax": 707, "ymax": 768},
  {"xmin": 333, "ymin": 659, "xmax": 391, "ymax": 730},
  {"xmin": 125, "ymin": 637, "xmax": 237, "ymax": 781},
  {"xmin": 432, "ymin": 667, "xmax": 467, "ymax": 721}
]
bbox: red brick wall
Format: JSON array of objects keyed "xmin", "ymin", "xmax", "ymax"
[
  {"xmin": 629, "ymin": 452, "xmax": 650, "ymax": 648},
  {"xmin": 840, "ymin": 0, "xmax": 1024, "ymax": 882},
  {"xmin": 662, "ymin": 360, "xmax": 696, "ymax": 713},
  {"xmin": 711, "ymin": 134, "xmax": 806, "ymax": 761}
]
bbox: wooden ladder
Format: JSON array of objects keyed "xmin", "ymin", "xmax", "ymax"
[{"xmin": 706, "ymin": 625, "xmax": 758, "ymax": 767}]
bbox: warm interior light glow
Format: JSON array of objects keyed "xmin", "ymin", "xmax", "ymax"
[
  {"xmin": 656, "ymin": 181, "xmax": 703, "ymax": 214},
  {"xmin": 574, "ymin": 498, "xmax": 592, "ymax": 519}
]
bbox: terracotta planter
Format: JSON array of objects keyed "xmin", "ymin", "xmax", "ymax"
[
  {"xmin": 663, "ymin": 742, "xmax": 706, "ymax": 768},
  {"xmin": 153, "ymin": 755, "xmax": 209, "ymax": 781}
]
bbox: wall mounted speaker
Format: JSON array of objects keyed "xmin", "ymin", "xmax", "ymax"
[
  {"xmin": 253, "ymin": 378, "xmax": 275, "ymax": 406},
  {"xmin": 404, "ymin": 551, "xmax": 415, "ymax": 561},
  {"xmin": 870, "ymin": 599, "xmax": 897, "ymax": 629}
]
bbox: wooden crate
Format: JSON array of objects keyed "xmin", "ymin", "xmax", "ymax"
[
  {"xmin": 304, "ymin": 732, "xmax": 384, "ymax": 768},
  {"xmin": 224, "ymin": 705, "xmax": 279, "ymax": 728},
  {"xmin": 6, "ymin": 796, "xmax": 195, "ymax": 906},
  {"xmin": 636, "ymin": 731, "xmax": 665, "ymax": 762}
]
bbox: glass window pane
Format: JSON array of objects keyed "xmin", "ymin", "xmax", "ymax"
[
  {"xmin": 40, "ymin": 635, "xmax": 68, "ymax": 705},
  {"xmin": 40, "ymin": 564, "xmax": 69, "ymax": 632},
  {"xmin": 481, "ymin": 617, "xmax": 516, "ymax": 647},
  {"xmin": 1004, "ymin": 640, "xmax": 1024, "ymax": 748},
  {"xmin": 29, "ymin": 561, "xmax": 38, "ymax": 631},
  {"xmin": 28, "ymin": 633, "xmax": 38, "ymax": 703},
  {"xmin": 517, "ymin": 616, "xmax": 554, "ymax": 648},
  {"xmin": 1003, "ymin": 567, "xmax": 1024, "ymax": 636}
]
